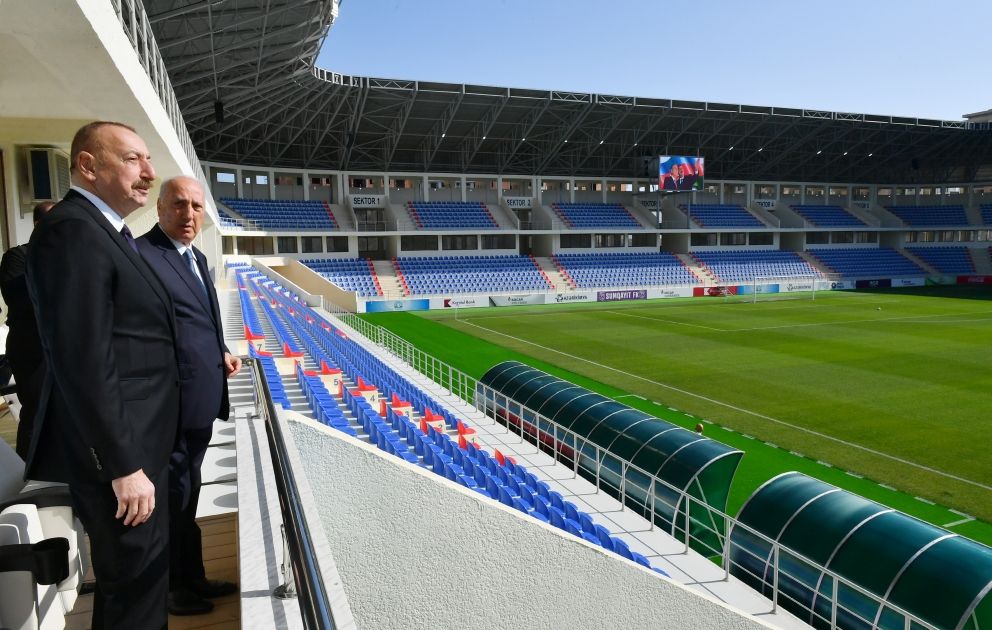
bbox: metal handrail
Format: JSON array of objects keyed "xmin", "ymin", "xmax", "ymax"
[
  {"xmin": 247, "ymin": 357, "xmax": 336, "ymax": 630},
  {"xmin": 326, "ymin": 310, "xmax": 943, "ymax": 630},
  {"xmin": 109, "ymin": 0, "xmax": 212, "ymax": 209}
]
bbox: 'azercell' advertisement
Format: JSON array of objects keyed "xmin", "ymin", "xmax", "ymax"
[{"xmin": 365, "ymin": 299, "xmax": 430, "ymax": 312}]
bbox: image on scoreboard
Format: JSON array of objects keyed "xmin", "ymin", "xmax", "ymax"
[{"xmin": 658, "ymin": 156, "xmax": 704, "ymax": 192}]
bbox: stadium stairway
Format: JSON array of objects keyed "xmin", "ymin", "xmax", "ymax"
[
  {"xmin": 796, "ymin": 251, "xmax": 831, "ymax": 276},
  {"xmin": 327, "ymin": 203, "xmax": 355, "ymax": 230},
  {"xmin": 964, "ymin": 205, "xmax": 985, "ymax": 226},
  {"xmin": 899, "ymin": 249, "xmax": 938, "ymax": 275},
  {"xmin": 372, "ymin": 260, "xmax": 405, "ymax": 298},
  {"xmin": 971, "ymin": 247, "xmax": 992, "ymax": 274},
  {"xmin": 676, "ymin": 253, "xmax": 716, "ymax": 285},
  {"xmin": 229, "ymin": 265, "xmax": 812, "ymax": 629},
  {"xmin": 532, "ymin": 257, "xmax": 569, "ymax": 291},
  {"xmin": 486, "ymin": 203, "xmax": 518, "ymax": 229},
  {"xmin": 241, "ymin": 291, "xmax": 316, "ymax": 419}
]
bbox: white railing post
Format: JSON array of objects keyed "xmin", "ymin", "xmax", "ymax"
[
  {"xmin": 771, "ymin": 543, "xmax": 780, "ymax": 613},
  {"xmin": 831, "ymin": 575, "xmax": 839, "ymax": 629}
]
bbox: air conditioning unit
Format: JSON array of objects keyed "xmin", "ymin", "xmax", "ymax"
[{"xmin": 22, "ymin": 147, "xmax": 71, "ymax": 204}]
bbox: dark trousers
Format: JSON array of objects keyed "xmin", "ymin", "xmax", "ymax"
[
  {"xmin": 169, "ymin": 426, "xmax": 213, "ymax": 589},
  {"xmin": 70, "ymin": 466, "xmax": 170, "ymax": 630}
]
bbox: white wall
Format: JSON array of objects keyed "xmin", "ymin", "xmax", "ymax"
[{"xmin": 288, "ymin": 417, "xmax": 773, "ymax": 630}]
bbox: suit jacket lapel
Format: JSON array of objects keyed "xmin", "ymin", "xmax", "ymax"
[
  {"xmin": 166, "ymin": 246, "xmax": 213, "ymax": 315},
  {"xmin": 69, "ymin": 192, "xmax": 175, "ymax": 327},
  {"xmin": 192, "ymin": 247, "xmax": 223, "ymax": 326}
]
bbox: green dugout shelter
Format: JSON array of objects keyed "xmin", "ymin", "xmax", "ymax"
[
  {"xmin": 728, "ymin": 472, "xmax": 992, "ymax": 629},
  {"xmin": 477, "ymin": 360, "xmax": 743, "ymax": 556}
]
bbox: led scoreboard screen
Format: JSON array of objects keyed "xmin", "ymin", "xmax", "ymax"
[{"xmin": 658, "ymin": 156, "xmax": 704, "ymax": 192}]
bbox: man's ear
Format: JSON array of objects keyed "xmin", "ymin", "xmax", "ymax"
[{"xmin": 76, "ymin": 151, "xmax": 98, "ymax": 183}]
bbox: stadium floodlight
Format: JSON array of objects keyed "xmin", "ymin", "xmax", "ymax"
[
  {"xmin": 757, "ymin": 147, "xmax": 763, "ymax": 152},
  {"xmin": 599, "ymin": 140, "xmax": 604, "ymax": 144},
  {"xmin": 843, "ymin": 151, "xmax": 848, "ymax": 155},
  {"xmin": 816, "ymin": 149, "xmax": 822, "ymax": 155},
  {"xmin": 729, "ymin": 146, "xmax": 734, "ymax": 151}
]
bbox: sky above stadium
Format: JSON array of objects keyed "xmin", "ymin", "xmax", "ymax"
[{"xmin": 317, "ymin": 0, "xmax": 990, "ymax": 121}]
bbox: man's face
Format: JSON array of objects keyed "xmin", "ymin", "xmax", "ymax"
[
  {"xmin": 671, "ymin": 164, "xmax": 681, "ymax": 179},
  {"xmin": 82, "ymin": 126, "xmax": 156, "ymax": 217},
  {"xmin": 157, "ymin": 178, "xmax": 205, "ymax": 245}
]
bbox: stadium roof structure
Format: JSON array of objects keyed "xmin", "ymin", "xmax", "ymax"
[
  {"xmin": 479, "ymin": 360, "xmax": 742, "ymax": 555},
  {"xmin": 148, "ymin": 0, "xmax": 992, "ymax": 183},
  {"xmin": 728, "ymin": 472, "xmax": 992, "ymax": 630}
]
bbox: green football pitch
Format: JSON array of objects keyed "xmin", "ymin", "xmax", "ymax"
[{"xmin": 360, "ymin": 285, "xmax": 992, "ymax": 546}]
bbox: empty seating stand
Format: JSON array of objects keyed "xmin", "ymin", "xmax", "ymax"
[
  {"xmin": 220, "ymin": 198, "xmax": 339, "ymax": 231},
  {"xmin": 980, "ymin": 204, "xmax": 992, "ymax": 225},
  {"xmin": 217, "ymin": 206, "xmax": 248, "ymax": 230},
  {"xmin": 301, "ymin": 258, "xmax": 382, "ymax": 297},
  {"xmin": 235, "ymin": 263, "xmax": 668, "ymax": 577},
  {"xmin": 406, "ymin": 201, "xmax": 499, "ymax": 230},
  {"xmin": 807, "ymin": 248, "xmax": 925, "ymax": 278},
  {"xmin": 393, "ymin": 255, "xmax": 551, "ymax": 296},
  {"xmin": 906, "ymin": 246, "xmax": 975, "ymax": 274},
  {"xmin": 691, "ymin": 251, "xmax": 821, "ymax": 284},
  {"xmin": 550, "ymin": 203, "xmax": 641, "ymax": 229},
  {"xmin": 685, "ymin": 204, "xmax": 764, "ymax": 228},
  {"xmin": 790, "ymin": 205, "xmax": 867, "ymax": 227},
  {"xmin": 553, "ymin": 252, "xmax": 696, "ymax": 288},
  {"xmin": 885, "ymin": 205, "xmax": 968, "ymax": 227}
]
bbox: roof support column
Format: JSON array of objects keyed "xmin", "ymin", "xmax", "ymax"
[
  {"xmin": 236, "ymin": 167, "xmax": 244, "ymax": 198},
  {"xmin": 460, "ymin": 176, "xmax": 467, "ymax": 202},
  {"xmin": 303, "ymin": 171, "xmax": 310, "ymax": 201},
  {"xmin": 602, "ymin": 178, "xmax": 608, "ymax": 203},
  {"xmin": 422, "ymin": 175, "xmax": 429, "ymax": 202},
  {"xmin": 335, "ymin": 173, "xmax": 344, "ymax": 206}
]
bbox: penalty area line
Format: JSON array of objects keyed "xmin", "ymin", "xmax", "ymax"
[{"xmin": 456, "ymin": 317, "xmax": 992, "ymax": 494}]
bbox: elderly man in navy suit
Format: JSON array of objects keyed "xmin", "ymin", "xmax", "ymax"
[
  {"xmin": 27, "ymin": 121, "xmax": 179, "ymax": 629},
  {"xmin": 136, "ymin": 176, "xmax": 241, "ymax": 616}
]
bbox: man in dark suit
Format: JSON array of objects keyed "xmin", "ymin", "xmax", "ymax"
[
  {"xmin": 662, "ymin": 163, "xmax": 682, "ymax": 190},
  {"xmin": 26, "ymin": 121, "xmax": 179, "ymax": 630},
  {"xmin": 137, "ymin": 176, "xmax": 241, "ymax": 615},
  {"xmin": 0, "ymin": 200, "xmax": 54, "ymax": 459}
]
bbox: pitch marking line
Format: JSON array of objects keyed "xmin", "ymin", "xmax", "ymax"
[
  {"xmin": 944, "ymin": 517, "xmax": 975, "ymax": 528},
  {"xmin": 615, "ymin": 394, "xmax": 646, "ymax": 401},
  {"xmin": 605, "ymin": 309, "xmax": 726, "ymax": 332},
  {"xmin": 559, "ymin": 305, "xmax": 992, "ymax": 334},
  {"xmin": 457, "ymin": 318, "xmax": 992, "ymax": 493}
]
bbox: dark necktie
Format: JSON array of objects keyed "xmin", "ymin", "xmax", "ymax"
[
  {"xmin": 184, "ymin": 249, "xmax": 209, "ymax": 300},
  {"xmin": 120, "ymin": 225, "xmax": 138, "ymax": 253}
]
